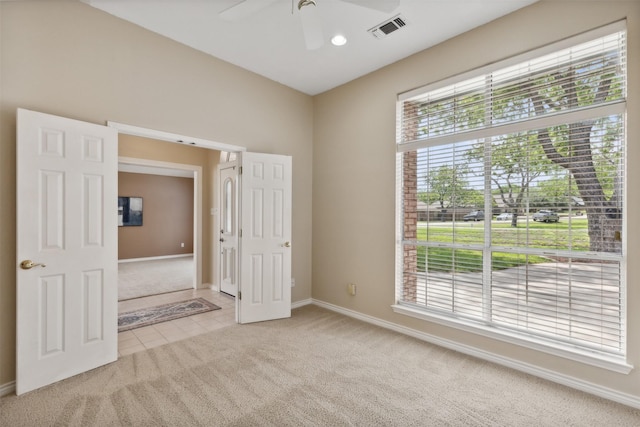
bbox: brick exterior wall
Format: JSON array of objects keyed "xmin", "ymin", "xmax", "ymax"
[{"xmin": 402, "ymin": 102, "xmax": 419, "ymax": 303}]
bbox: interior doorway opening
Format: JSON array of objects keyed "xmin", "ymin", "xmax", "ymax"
[
  {"xmin": 108, "ymin": 122, "xmax": 245, "ymax": 342},
  {"xmin": 117, "ymin": 155, "xmax": 202, "ymax": 301},
  {"xmin": 111, "ymin": 123, "xmax": 246, "ymax": 357},
  {"xmin": 111, "ymin": 121, "xmax": 246, "ymax": 296}
]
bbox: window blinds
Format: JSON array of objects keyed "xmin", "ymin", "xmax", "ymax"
[
  {"xmin": 398, "ymin": 27, "xmax": 626, "ymax": 148},
  {"xmin": 397, "ymin": 23, "xmax": 626, "ymax": 358}
]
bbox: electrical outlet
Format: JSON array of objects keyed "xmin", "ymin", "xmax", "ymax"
[
  {"xmin": 347, "ymin": 283, "xmax": 356, "ymax": 296},
  {"xmin": 181, "ymin": 242, "xmax": 185, "ymax": 248}
]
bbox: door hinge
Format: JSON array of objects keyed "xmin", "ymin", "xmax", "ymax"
[
  {"xmin": 239, "ymin": 166, "xmax": 243, "ymax": 175},
  {"xmin": 238, "ymin": 291, "xmax": 242, "ymax": 300},
  {"xmin": 239, "ymin": 229, "xmax": 242, "ymax": 238}
]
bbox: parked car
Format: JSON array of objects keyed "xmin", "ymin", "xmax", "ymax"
[
  {"xmin": 463, "ymin": 210, "xmax": 484, "ymax": 221},
  {"xmin": 532, "ymin": 210, "xmax": 559, "ymax": 222},
  {"xmin": 496, "ymin": 212, "xmax": 514, "ymax": 221}
]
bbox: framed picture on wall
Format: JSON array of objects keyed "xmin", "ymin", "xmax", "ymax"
[{"xmin": 118, "ymin": 196, "xmax": 143, "ymax": 226}]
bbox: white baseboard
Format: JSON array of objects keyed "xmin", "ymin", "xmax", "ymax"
[
  {"xmin": 0, "ymin": 381, "xmax": 15, "ymax": 397},
  {"xmin": 118, "ymin": 254, "xmax": 193, "ymax": 263},
  {"xmin": 292, "ymin": 298, "xmax": 313, "ymax": 309},
  {"xmin": 311, "ymin": 299, "xmax": 640, "ymax": 410}
]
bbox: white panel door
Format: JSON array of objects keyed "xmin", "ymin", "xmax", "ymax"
[
  {"xmin": 219, "ymin": 164, "xmax": 238, "ymax": 297},
  {"xmin": 16, "ymin": 109, "xmax": 118, "ymax": 395},
  {"xmin": 238, "ymin": 152, "xmax": 292, "ymax": 324}
]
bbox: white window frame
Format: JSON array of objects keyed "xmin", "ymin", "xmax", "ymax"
[{"xmin": 393, "ymin": 21, "xmax": 631, "ymax": 374}]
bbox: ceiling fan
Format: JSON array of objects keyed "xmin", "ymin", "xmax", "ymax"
[{"xmin": 219, "ymin": 0, "xmax": 400, "ymax": 50}]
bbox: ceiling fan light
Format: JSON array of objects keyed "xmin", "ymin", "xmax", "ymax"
[
  {"xmin": 298, "ymin": 0, "xmax": 323, "ymax": 50},
  {"xmin": 298, "ymin": 0, "xmax": 316, "ymax": 10},
  {"xmin": 331, "ymin": 34, "xmax": 347, "ymax": 46}
]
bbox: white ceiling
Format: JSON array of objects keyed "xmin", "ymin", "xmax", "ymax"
[{"xmin": 83, "ymin": 0, "xmax": 537, "ymax": 95}]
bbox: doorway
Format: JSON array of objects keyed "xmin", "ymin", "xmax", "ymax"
[
  {"xmin": 117, "ymin": 155, "xmax": 201, "ymax": 300},
  {"xmin": 110, "ymin": 121, "xmax": 246, "ymax": 294},
  {"xmin": 111, "ymin": 123, "xmax": 246, "ymax": 356}
]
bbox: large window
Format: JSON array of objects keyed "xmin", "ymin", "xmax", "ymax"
[{"xmin": 395, "ymin": 23, "xmax": 627, "ymax": 367}]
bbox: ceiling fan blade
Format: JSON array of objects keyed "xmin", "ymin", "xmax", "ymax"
[
  {"xmin": 340, "ymin": 0, "xmax": 400, "ymax": 13},
  {"xmin": 219, "ymin": 0, "xmax": 279, "ymax": 21},
  {"xmin": 299, "ymin": 3, "xmax": 324, "ymax": 50}
]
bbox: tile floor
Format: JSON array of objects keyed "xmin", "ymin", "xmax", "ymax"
[{"xmin": 117, "ymin": 288, "xmax": 236, "ymax": 357}]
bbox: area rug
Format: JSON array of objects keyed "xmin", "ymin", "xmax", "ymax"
[{"xmin": 118, "ymin": 298, "xmax": 221, "ymax": 332}]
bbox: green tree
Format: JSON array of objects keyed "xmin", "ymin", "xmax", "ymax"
[
  {"xmin": 530, "ymin": 175, "xmax": 580, "ymax": 210},
  {"xmin": 525, "ymin": 66, "xmax": 624, "ymax": 252},
  {"xmin": 423, "ymin": 165, "xmax": 470, "ymax": 211},
  {"xmin": 415, "ymin": 38, "xmax": 624, "ymax": 251},
  {"xmin": 467, "ymin": 133, "xmax": 551, "ymax": 227},
  {"xmin": 482, "ymin": 49, "xmax": 623, "ymax": 248}
]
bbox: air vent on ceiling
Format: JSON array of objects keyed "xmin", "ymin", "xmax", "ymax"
[{"xmin": 368, "ymin": 14, "xmax": 408, "ymax": 39}]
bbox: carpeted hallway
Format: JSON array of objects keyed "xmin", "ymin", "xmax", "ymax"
[
  {"xmin": 118, "ymin": 256, "xmax": 195, "ymax": 301},
  {"xmin": 2, "ymin": 305, "xmax": 639, "ymax": 426}
]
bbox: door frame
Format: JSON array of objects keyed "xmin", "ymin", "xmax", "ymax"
[{"xmin": 107, "ymin": 122, "xmax": 246, "ymax": 292}]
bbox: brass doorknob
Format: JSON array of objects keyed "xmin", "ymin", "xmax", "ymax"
[
  {"xmin": 284, "ymin": 242, "xmax": 291, "ymax": 247},
  {"xmin": 20, "ymin": 260, "xmax": 46, "ymax": 270}
]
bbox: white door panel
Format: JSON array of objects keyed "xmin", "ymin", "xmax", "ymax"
[
  {"xmin": 238, "ymin": 152, "xmax": 292, "ymax": 324},
  {"xmin": 16, "ymin": 109, "xmax": 118, "ymax": 395}
]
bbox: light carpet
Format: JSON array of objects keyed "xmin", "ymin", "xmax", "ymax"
[
  {"xmin": 2, "ymin": 305, "xmax": 640, "ymax": 426},
  {"xmin": 118, "ymin": 257, "xmax": 194, "ymax": 301}
]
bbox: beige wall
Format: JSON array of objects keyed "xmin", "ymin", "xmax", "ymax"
[
  {"xmin": 0, "ymin": 2, "xmax": 313, "ymax": 386},
  {"xmin": 313, "ymin": 1, "xmax": 640, "ymax": 399},
  {"xmin": 118, "ymin": 172, "xmax": 194, "ymax": 260}
]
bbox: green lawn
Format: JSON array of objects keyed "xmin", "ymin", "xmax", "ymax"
[{"xmin": 414, "ymin": 217, "xmax": 589, "ymax": 272}]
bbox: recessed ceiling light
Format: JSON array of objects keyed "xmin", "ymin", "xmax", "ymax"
[{"xmin": 331, "ymin": 34, "xmax": 347, "ymax": 46}]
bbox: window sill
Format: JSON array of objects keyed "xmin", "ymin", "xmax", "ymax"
[{"xmin": 392, "ymin": 304, "xmax": 633, "ymax": 374}]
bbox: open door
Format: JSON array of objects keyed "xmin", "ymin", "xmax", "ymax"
[
  {"xmin": 219, "ymin": 164, "xmax": 238, "ymax": 297},
  {"xmin": 237, "ymin": 152, "xmax": 292, "ymax": 324},
  {"xmin": 16, "ymin": 109, "xmax": 118, "ymax": 395}
]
